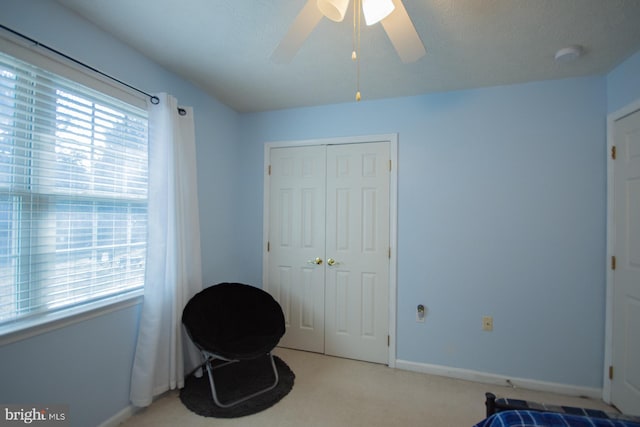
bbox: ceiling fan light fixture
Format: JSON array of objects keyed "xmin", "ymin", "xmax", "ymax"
[
  {"xmin": 362, "ymin": 0, "xmax": 395, "ymax": 25},
  {"xmin": 317, "ymin": 0, "xmax": 349, "ymax": 22}
]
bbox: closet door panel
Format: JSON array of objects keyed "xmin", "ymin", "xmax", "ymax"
[
  {"xmin": 325, "ymin": 142, "xmax": 390, "ymax": 364},
  {"xmin": 267, "ymin": 146, "xmax": 326, "ymax": 353}
]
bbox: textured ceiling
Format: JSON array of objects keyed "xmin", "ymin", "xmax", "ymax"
[{"xmin": 55, "ymin": 0, "xmax": 640, "ymax": 113}]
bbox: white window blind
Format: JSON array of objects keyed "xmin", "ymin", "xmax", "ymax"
[{"xmin": 0, "ymin": 50, "xmax": 148, "ymax": 332}]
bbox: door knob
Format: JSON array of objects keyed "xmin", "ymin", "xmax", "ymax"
[
  {"xmin": 307, "ymin": 257, "xmax": 323, "ymax": 265},
  {"xmin": 327, "ymin": 258, "xmax": 337, "ymax": 266}
]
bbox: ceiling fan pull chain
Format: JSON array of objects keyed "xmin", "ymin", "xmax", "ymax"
[
  {"xmin": 352, "ymin": 0, "xmax": 357, "ymax": 60},
  {"xmin": 354, "ymin": 0, "xmax": 362, "ymax": 101}
]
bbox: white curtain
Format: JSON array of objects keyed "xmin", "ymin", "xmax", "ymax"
[{"xmin": 130, "ymin": 93, "xmax": 203, "ymax": 407}]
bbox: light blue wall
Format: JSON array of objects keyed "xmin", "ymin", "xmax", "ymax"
[
  {"xmin": 0, "ymin": 306, "xmax": 141, "ymax": 426},
  {"xmin": 607, "ymin": 50, "xmax": 640, "ymax": 113},
  {"xmin": 238, "ymin": 76, "xmax": 608, "ymax": 389},
  {"xmin": 0, "ymin": 1, "xmax": 239, "ymax": 426}
]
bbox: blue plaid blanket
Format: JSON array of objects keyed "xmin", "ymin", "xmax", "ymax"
[{"xmin": 474, "ymin": 410, "xmax": 640, "ymax": 427}]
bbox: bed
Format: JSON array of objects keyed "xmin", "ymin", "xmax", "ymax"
[{"xmin": 473, "ymin": 392, "xmax": 640, "ymax": 427}]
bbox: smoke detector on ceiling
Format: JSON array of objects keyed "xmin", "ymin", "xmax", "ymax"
[{"xmin": 555, "ymin": 45, "xmax": 584, "ymax": 62}]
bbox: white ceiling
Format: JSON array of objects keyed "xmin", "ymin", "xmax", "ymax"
[{"xmin": 55, "ymin": 0, "xmax": 640, "ymax": 113}]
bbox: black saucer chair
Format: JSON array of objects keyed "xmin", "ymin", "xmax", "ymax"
[{"xmin": 182, "ymin": 282, "xmax": 286, "ymax": 408}]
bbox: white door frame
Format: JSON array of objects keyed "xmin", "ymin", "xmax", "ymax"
[
  {"xmin": 262, "ymin": 133, "xmax": 399, "ymax": 368},
  {"xmin": 603, "ymin": 98, "xmax": 640, "ymax": 403}
]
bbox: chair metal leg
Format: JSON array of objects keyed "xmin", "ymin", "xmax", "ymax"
[{"xmin": 203, "ymin": 352, "xmax": 280, "ymax": 408}]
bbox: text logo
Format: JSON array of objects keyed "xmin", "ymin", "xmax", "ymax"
[{"xmin": 1, "ymin": 405, "xmax": 68, "ymax": 426}]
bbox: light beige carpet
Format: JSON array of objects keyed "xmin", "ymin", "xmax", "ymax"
[{"xmin": 119, "ymin": 348, "xmax": 614, "ymax": 427}]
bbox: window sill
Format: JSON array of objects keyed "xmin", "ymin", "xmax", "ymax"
[{"xmin": 0, "ymin": 290, "xmax": 144, "ymax": 346}]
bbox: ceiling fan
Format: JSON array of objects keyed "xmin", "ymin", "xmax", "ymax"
[{"xmin": 271, "ymin": 0, "xmax": 426, "ymax": 64}]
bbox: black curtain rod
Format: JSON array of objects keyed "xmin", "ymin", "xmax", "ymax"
[
  {"xmin": 0, "ymin": 24, "xmax": 159, "ymax": 105},
  {"xmin": 1, "ymin": 24, "xmax": 188, "ymax": 115}
]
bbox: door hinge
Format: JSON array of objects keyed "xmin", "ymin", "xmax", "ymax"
[
  {"xmin": 389, "ymin": 160, "xmax": 392, "ymax": 171},
  {"xmin": 388, "ymin": 247, "xmax": 391, "ymax": 259},
  {"xmin": 611, "ymin": 145, "xmax": 616, "ymax": 160},
  {"xmin": 387, "ymin": 335, "xmax": 390, "ymax": 347},
  {"xmin": 609, "ymin": 365, "xmax": 614, "ymax": 380},
  {"xmin": 611, "ymin": 255, "xmax": 616, "ymax": 270},
  {"xmin": 267, "ymin": 241, "xmax": 270, "ymax": 252},
  {"xmin": 268, "ymin": 165, "xmax": 271, "ymax": 175}
]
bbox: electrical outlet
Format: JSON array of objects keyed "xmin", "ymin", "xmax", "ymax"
[{"xmin": 482, "ymin": 316, "xmax": 493, "ymax": 331}]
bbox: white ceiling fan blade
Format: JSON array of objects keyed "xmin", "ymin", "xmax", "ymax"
[
  {"xmin": 271, "ymin": 0, "xmax": 324, "ymax": 64},
  {"xmin": 380, "ymin": 0, "xmax": 426, "ymax": 63}
]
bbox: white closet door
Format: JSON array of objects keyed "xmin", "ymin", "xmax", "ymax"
[
  {"xmin": 267, "ymin": 146, "xmax": 326, "ymax": 353},
  {"xmin": 324, "ymin": 142, "xmax": 390, "ymax": 364},
  {"xmin": 611, "ymin": 107, "xmax": 640, "ymax": 415},
  {"xmin": 265, "ymin": 141, "xmax": 391, "ymax": 365}
]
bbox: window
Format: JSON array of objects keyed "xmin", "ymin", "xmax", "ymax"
[{"xmin": 0, "ymin": 50, "xmax": 148, "ymax": 333}]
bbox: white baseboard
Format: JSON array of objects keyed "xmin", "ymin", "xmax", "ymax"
[
  {"xmin": 395, "ymin": 359, "xmax": 602, "ymax": 399},
  {"xmin": 97, "ymin": 405, "xmax": 137, "ymax": 427}
]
